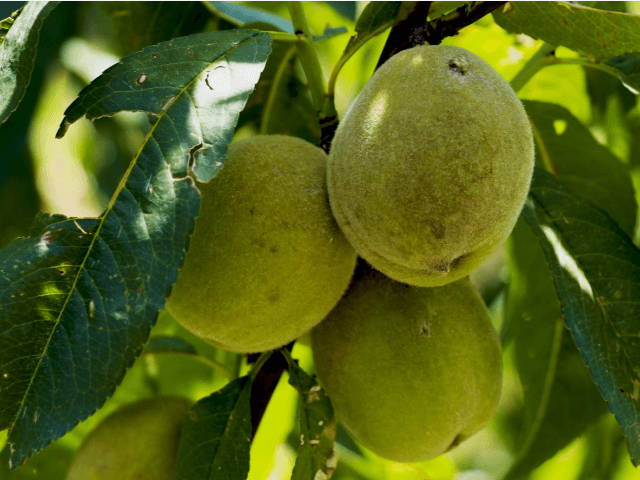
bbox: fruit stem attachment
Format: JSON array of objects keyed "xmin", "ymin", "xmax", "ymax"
[{"xmin": 287, "ymin": 2, "xmax": 327, "ymax": 113}]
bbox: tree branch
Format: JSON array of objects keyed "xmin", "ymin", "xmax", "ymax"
[
  {"xmin": 248, "ymin": 343, "xmax": 293, "ymax": 439},
  {"xmin": 424, "ymin": 2, "xmax": 506, "ymax": 47},
  {"xmin": 320, "ymin": 2, "xmax": 506, "ymax": 153}
]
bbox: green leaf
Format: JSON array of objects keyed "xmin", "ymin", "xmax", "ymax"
[
  {"xmin": 174, "ymin": 376, "xmax": 253, "ymax": 480},
  {"xmin": 0, "ymin": 2, "xmax": 59, "ymax": 124},
  {"xmin": 0, "ymin": 6, "xmax": 23, "ymax": 44},
  {"xmin": 0, "ymin": 185, "xmax": 199, "ymax": 469},
  {"xmin": 493, "ymin": 1, "xmax": 640, "ymax": 60},
  {"xmin": 288, "ymin": 360, "xmax": 337, "ymax": 480},
  {"xmin": 100, "ymin": 2, "xmax": 212, "ymax": 57},
  {"xmin": 0, "ymin": 30, "xmax": 270, "ymax": 470},
  {"xmin": 428, "ymin": 1, "xmax": 467, "ymax": 20},
  {"xmin": 504, "ymin": 219, "xmax": 608, "ymax": 480},
  {"xmin": 312, "ymin": 26, "xmax": 349, "ymax": 43},
  {"xmin": 606, "ymin": 53, "xmax": 640, "ymax": 95},
  {"xmin": 238, "ymin": 38, "xmax": 319, "ymax": 143},
  {"xmin": 144, "ymin": 336, "xmax": 197, "ymax": 355},
  {"xmin": 354, "ymin": 1, "xmax": 400, "ymax": 40},
  {"xmin": 525, "ymin": 100, "xmax": 638, "ymax": 236},
  {"xmin": 504, "ymin": 100, "xmax": 637, "ymax": 476},
  {"xmin": 327, "ymin": 1, "xmax": 400, "ymax": 103},
  {"xmin": 56, "ymin": 30, "xmax": 272, "ymax": 182},
  {"xmin": 205, "ymin": 1, "xmax": 294, "ymax": 33},
  {"xmin": 575, "ymin": 414, "xmax": 627, "ymax": 480},
  {"xmin": 326, "ymin": 2, "xmax": 357, "ymax": 22},
  {"xmin": 521, "ymin": 167, "xmax": 640, "ymax": 467},
  {"xmin": 0, "ymin": 437, "xmax": 73, "ymax": 480}
]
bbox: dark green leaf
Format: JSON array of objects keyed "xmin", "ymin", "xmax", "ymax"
[
  {"xmin": 100, "ymin": 2, "xmax": 212, "ymax": 57},
  {"xmin": 0, "ymin": 2, "xmax": 59, "ymax": 124},
  {"xmin": 0, "ymin": 177, "xmax": 199, "ymax": 469},
  {"xmin": 504, "ymin": 219, "xmax": 608, "ymax": 480},
  {"xmin": 1, "ymin": 30, "xmax": 270, "ymax": 469},
  {"xmin": 0, "ymin": 437, "xmax": 73, "ymax": 480},
  {"xmin": 522, "ymin": 167, "xmax": 640, "ymax": 466},
  {"xmin": 174, "ymin": 376, "xmax": 253, "ymax": 480},
  {"xmin": 144, "ymin": 336, "xmax": 197, "ymax": 355},
  {"xmin": 326, "ymin": 1, "xmax": 357, "ymax": 22},
  {"xmin": 493, "ymin": 2, "xmax": 640, "ymax": 60},
  {"xmin": 205, "ymin": 1, "xmax": 294, "ymax": 33},
  {"xmin": 606, "ymin": 53, "xmax": 640, "ymax": 95},
  {"xmin": 56, "ymin": 30, "xmax": 272, "ymax": 182},
  {"xmin": 584, "ymin": 62, "xmax": 637, "ymax": 118},
  {"xmin": 524, "ymin": 100, "xmax": 637, "ymax": 236},
  {"xmin": 288, "ymin": 360, "xmax": 337, "ymax": 480}
]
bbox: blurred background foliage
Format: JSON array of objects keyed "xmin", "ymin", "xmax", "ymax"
[{"xmin": 0, "ymin": 1, "xmax": 639, "ymax": 479}]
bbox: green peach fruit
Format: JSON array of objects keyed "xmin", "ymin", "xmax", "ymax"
[
  {"xmin": 166, "ymin": 135, "xmax": 357, "ymax": 353},
  {"xmin": 67, "ymin": 396, "xmax": 192, "ymax": 480},
  {"xmin": 328, "ymin": 45, "xmax": 534, "ymax": 287},
  {"xmin": 311, "ymin": 265, "xmax": 502, "ymax": 462}
]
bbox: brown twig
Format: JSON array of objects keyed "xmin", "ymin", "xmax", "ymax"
[
  {"xmin": 320, "ymin": 2, "xmax": 505, "ymax": 153},
  {"xmin": 248, "ymin": 343, "xmax": 293, "ymax": 439},
  {"xmin": 425, "ymin": 1, "xmax": 506, "ymax": 46},
  {"xmin": 375, "ymin": 2, "xmax": 432, "ymax": 70},
  {"xmin": 377, "ymin": 1, "xmax": 506, "ymax": 69}
]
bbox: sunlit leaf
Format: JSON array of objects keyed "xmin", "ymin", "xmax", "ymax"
[
  {"xmin": 238, "ymin": 28, "xmax": 319, "ymax": 143},
  {"xmin": 522, "ymin": 167, "xmax": 640, "ymax": 466},
  {"xmin": 605, "ymin": 53, "xmax": 640, "ymax": 95},
  {"xmin": 205, "ymin": 1, "xmax": 294, "ymax": 33},
  {"xmin": 174, "ymin": 376, "xmax": 253, "ymax": 480},
  {"xmin": 504, "ymin": 219, "xmax": 608, "ymax": 480},
  {"xmin": 493, "ymin": 2, "xmax": 640, "ymax": 60},
  {"xmin": 524, "ymin": 100, "xmax": 638, "ymax": 235},
  {"xmin": 0, "ymin": 2, "xmax": 59, "ymax": 124},
  {"xmin": 0, "ymin": 6, "xmax": 23, "ymax": 45},
  {"xmin": 57, "ymin": 30, "xmax": 272, "ymax": 182},
  {"xmin": 428, "ymin": 1, "xmax": 467, "ymax": 20},
  {"xmin": 0, "ymin": 30, "xmax": 270, "ymax": 469}
]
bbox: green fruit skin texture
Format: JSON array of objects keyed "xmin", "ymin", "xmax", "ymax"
[
  {"xmin": 66, "ymin": 396, "xmax": 192, "ymax": 480},
  {"xmin": 311, "ymin": 269, "xmax": 502, "ymax": 463},
  {"xmin": 166, "ymin": 135, "xmax": 357, "ymax": 353},
  {"xmin": 328, "ymin": 45, "xmax": 534, "ymax": 287}
]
